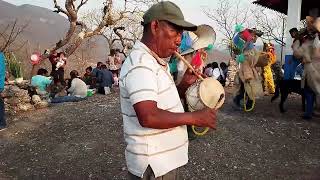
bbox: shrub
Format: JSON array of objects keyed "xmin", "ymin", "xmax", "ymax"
[{"xmin": 5, "ymin": 52, "xmax": 23, "ymax": 79}]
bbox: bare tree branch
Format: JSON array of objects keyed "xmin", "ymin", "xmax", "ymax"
[
  {"xmin": 0, "ymin": 19, "xmax": 29, "ymax": 52},
  {"xmin": 250, "ymin": 6, "xmax": 287, "ymax": 46},
  {"xmin": 47, "ymin": 0, "xmax": 157, "ymax": 58},
  {"xmin": 53, "ymin": 0, "xmax": 69, "ymax": 16},
  {"xmin": 76, "ymin": 0, "xmax": 89, "ymax": 12}
]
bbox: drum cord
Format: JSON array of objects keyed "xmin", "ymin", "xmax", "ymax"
[
  {"xmin": 192, "ymin": 126, "xmax": 209, "ymax": 136},
  {"xmin": 191, "ymin": 94, "xmax": 225, "ymax": 136}
]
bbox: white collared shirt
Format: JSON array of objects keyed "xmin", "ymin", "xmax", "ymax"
[{"xmin": 119, "ymin": 41, "xmax": 188, "ymax": 178}]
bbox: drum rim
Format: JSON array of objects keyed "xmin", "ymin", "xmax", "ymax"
[{"xmin": 186, "ymin": 81, "xmax": 205, "ymax": 112}]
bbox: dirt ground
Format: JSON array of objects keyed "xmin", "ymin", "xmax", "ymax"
[{"xmin": 0, "ymin": 87, "xmax": 319, "ymax": 180}]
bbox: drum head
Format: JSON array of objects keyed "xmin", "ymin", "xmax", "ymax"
[{"xmin": 199, "ymin": 78, "xmax": 225, "ymax": 109}]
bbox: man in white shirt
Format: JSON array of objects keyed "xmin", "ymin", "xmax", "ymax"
[{"xmin": 119, "ymin": 1, "xmax": 217, "ymax": 179}]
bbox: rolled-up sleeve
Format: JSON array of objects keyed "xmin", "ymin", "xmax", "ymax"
[{"xmin": 125, "ymin": 66, "xmax": 158, "ymax": 105}]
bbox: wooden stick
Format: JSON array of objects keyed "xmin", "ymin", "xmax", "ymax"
[{"xmin": 174, "ymin": 52, "xmax": 204, "ymax": 81}]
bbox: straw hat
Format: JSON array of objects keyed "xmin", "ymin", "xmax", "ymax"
[{"xmin": 180, "ymin": 24, "xmax": 216, "ymax": 55}]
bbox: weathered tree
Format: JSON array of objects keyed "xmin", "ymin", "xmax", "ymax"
[
  {"xmin": 81, "ymin": 0, "xmax": 157, "ymax": 57},
  {"xmin": 251, "ymin": 7, "xmax": 287, "ymax": 46},
  {"xmin": 50, "ymin": 0, "xmax": 149, "ymax": 57},
  {"xmin": 203, "ymin": 0, "xmax": 250, "ymax": 56}
]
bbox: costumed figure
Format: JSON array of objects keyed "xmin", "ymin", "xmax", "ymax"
[
  {"xmin": 293, "ymin": 16, "xmax": 320, "ymax": 96},
  {"xmin": 262, "ymin": 42, "xmax": 277, "ymax": 94},
  {"xmin": 175, "ymin": 25, "xmax": 225, "ymax": 136},
  {"xmin": 232, "ymin": 25, "xmax": 267, "ymax": 111},
  {"xmin": 292, "ymin": 15, "xmax": 320, "ymax": 119}
]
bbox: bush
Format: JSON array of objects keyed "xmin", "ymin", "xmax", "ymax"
[{"xmin": 5, "ymin": 52, "xmax": 23, "ymax": 79}]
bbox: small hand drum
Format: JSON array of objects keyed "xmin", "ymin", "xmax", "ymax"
[
  {"xmin": 186, "ymin": 77, "xmax": 225, "ymax": 112},
  {"xmin": 186, "ymin": 78, "xmax": 225, "ymax": 136}
]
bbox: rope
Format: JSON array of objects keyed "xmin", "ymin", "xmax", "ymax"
[
  {"xmin": 243, "ymin": 84, "xmax": 255, "ymax": 112},
  {"xmin": 192, "ymin": 126, "xmax": 209, "ymax": 136}
]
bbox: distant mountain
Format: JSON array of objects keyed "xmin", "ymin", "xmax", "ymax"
[{"xmin": 0, "ymin": 0, "xmax": 108, "ymax": 77}]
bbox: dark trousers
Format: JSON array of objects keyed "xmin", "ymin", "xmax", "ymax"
[
  {"xmin": 233, "ymin": 82, "xmax": 253, "ymax": 108},
  {"xmin": 50, "ymin": 96, "xmax": 85, "ymax": 103},
  {"xmin": 304, "ymin": 86, "xmax": 315, "ymax": 117},
  {"xmin": 51, "ymin": 69, "xmax": 65, "ymax": 85},
  {"xmin": 128, "ymin": 166, "xmax": 179, "ymax": 180},
  {"xmin": 0, "ymin": 96, "xmax": 6, "ymax": 128}
]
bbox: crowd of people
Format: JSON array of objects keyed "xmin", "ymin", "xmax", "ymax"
[
  {"xmin": 29, "ymin": 48, "xmax": 122, "ymax": 104},
  {"xmin": 203, "ymin": 62, "xmax": 229, "ymax": 86}
]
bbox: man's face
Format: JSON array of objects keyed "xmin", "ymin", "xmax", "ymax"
[{"xmin": 151, "ymin": 21, "xmax": 183, "ymax": 58}]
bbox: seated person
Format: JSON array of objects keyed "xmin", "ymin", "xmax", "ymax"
[
  {"xmin": 50, "ymin": 70, "xmax": 87, "ymax": 103},
  {"xmin": 204, "ymin": 63, "xmax": 213, "ymax": 77},
  {"xmin": 48, "ymin": 77, "xmax": 67, "ymax": 99},
  {"xmin": 83, "ymin": 66, "xmax": 93, "ymax": 86},
  {"xmin": 97, "ymin": 64, "xmax": 114, "ymax": 94},
  {"xmin": 219, "ymin": 62, "xmax": 229, "ymax": 87},
  {"xmin": 91, "ymin": 62, "xmax": 102, "ymax": 88},
  {"xmin": 31, "ymin": 68, "xmax": 52, "ymax": 94},
  {"xmin": 67, "ymin": 70, "xmax": 87, "ymax": 98}
]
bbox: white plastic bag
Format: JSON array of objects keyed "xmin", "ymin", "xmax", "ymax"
[{"xmin": 104, "ymin": 87, "xmax": 111, "ymax": 95}]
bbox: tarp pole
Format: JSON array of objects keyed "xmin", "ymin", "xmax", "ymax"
[{"xmin": 284, "ymin": 0, "xmax": 302, "ymax": 63}]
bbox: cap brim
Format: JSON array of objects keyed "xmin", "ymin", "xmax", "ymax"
[{"xmin": 167, "ymin": 19, "xmax": 197, "ymax": 31}]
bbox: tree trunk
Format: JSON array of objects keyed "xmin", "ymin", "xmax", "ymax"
[{"xmin": 226, "ymin": 58, "xmax": 238, "ymax": 87}]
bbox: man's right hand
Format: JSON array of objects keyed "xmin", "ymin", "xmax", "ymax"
[{"xmin": 193, "ymin": 108, "xmax": 217, "ymax": 129}]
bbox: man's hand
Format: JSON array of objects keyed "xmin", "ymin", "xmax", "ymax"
[{"xmin": 193, "ymin": 108, "xmax": 217, "ymax": 129}]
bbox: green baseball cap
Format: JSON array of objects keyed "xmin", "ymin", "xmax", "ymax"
[{"xmin": 142, "ymin": 1, "xmax": 197, "ymax": 31}]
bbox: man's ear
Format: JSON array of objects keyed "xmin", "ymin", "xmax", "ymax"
[{"xmin": 150, "ymin": 20, "xmax": 159, "ymax": 36}]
